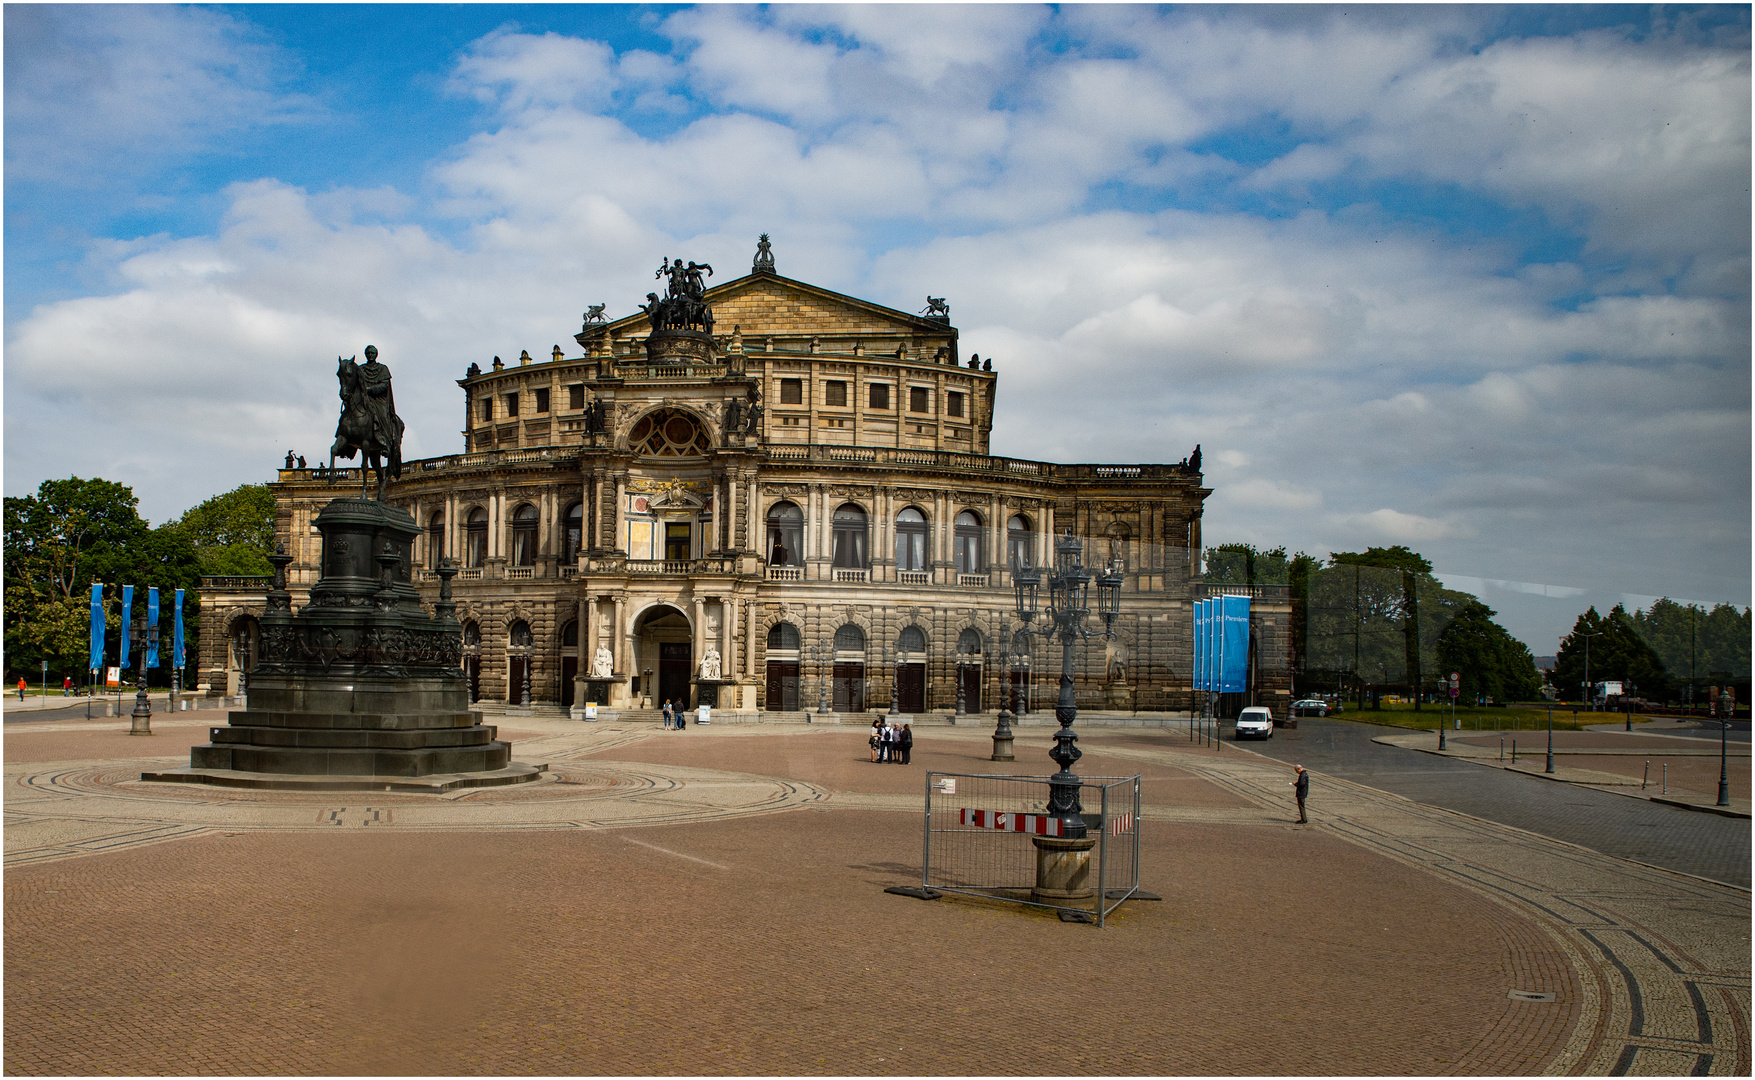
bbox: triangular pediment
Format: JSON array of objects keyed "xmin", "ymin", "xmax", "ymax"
[{"xmin": 581, "ymin": 272, "xmax": 956, "ymax": 351}]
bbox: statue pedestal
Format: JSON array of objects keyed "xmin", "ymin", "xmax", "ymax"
[
  {"xmin": 1031, "ymin": 835, "xmax": 1098, "ymax": 908},
  {"xmin": 693, "ymin": 679, "xmax": 730, "ymax": 709},
  {"xmin": 571, "ymin": 676, "xmax": 623, "ymax": 718},
  {"xmin": 1104, "ymin": 682, "xmax": 1131, "ymax": 709},
  {"xmin": 142, "ymin": 499, "xmax": 541, "ymax": 792}
]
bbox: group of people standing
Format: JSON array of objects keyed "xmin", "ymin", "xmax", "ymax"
[
  {"xmin": 661, "ymin": 699, "xmax": 686, "ymax": 730},
  {"xmin": 870, "ymin": 719, "xmax": 912, "ymax": 764}
]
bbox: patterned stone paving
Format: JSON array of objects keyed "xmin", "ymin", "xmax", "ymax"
[{"xmin": 4, "ymin": 717, "xmax": 1748, "ymax": 1075}]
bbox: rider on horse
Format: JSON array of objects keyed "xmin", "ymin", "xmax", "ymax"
[{"xmin": 331, "ymin": 345, "xmax": 405, "ymax": 500}]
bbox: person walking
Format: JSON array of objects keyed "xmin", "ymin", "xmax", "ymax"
[
  {"xmin": 16, "ymin": 676, "xmax": 25, "ymax": 702},
  {"xmin": 899, "ymin": 723, "xmax": 913, "ymax": 765},
  {"xmin": 1289, "ymin": 764, "xmax": 1309, "ymax": 823},
  {"xmin": 870, "ymin": 718, "xmax": 883, "ymax": 763},
  {"xmin": 62, "ymin": 675, "xmax": 72, "ymax": 697}
]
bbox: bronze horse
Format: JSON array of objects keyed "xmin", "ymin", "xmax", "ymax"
[{"xmin": 329, "ymin": 346, "xmax": 404, "ymax": 501}]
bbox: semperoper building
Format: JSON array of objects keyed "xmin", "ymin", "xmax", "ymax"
[{"xmin": 199, "ymin": 238, "xmax": 1289, "ymax": 720}]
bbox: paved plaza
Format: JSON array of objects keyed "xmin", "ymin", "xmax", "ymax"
[{"xmin": 4, "ymin": 711, "xmax": 1749, "ymax": 1075}]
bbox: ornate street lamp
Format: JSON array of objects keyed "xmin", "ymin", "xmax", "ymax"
[
  {"xmin": 805, "ymin": 639, "xmax": 833, "ymax": 716},
  {"xmin": 1010, "ymin": 530, "xmax": 1123, "ymax": 839},
  {"xmin": 128, "ymin": 609, "xmax": 158, "ymax": 736},
  {"xmin": 887, "ymin": 633, "xmax": 902, "ymax": 717},
  {"xmin": 991, "ymin": 621, "xmax": 1015, "ymax": 761},
  {"xmin": 1718, "ymin": 688, "xmax": 1732, "ymax": 807}
]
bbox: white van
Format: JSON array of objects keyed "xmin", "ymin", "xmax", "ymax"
[{"xmin": 1234, "ymin": 707, "xmax": 1274, "ymax": 739}]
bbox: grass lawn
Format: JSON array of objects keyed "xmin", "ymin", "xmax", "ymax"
[{"xmin": 1328, "ymin": 701, "xmax": 1638, "ymax": 734}]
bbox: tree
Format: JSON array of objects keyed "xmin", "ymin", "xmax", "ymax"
[
  {"xmin": 4, "ymin": 477, "xmax": 202, "ymax": 684},
  {"xmin": 1436, "ymin": 600, "xmax": 1543, "ymax": 703},
  {"xmin": 1552, "ymin": 605, "xmax": 1669, "ymax": 702},
  {"xmin": 166, "ymin": 483, "xmax": 276, "ymax": 576},
  {"xmin": 1305, "ymin": 547, "xmax": 1472, "ymax": 709},
  {"xmin": 1629, "ymin": 599, "xmax": 1751, "ymax": 692}
]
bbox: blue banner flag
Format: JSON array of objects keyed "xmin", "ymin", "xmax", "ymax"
[
  {"xmin": 1221, "ymin": 595, "xmax": 1251, "ymax": 693},
  {"xmin": 1192, "ymin": 598, "xmax": 1206, "ymax": 693},
  {"xmin": 174, "ymin": 588, "xmax": 185, "ymax": 671},
  {"xmin": 88, "ymin": 584, "xmax": 105, "ymax": 672},
  {"xmin": 1205, "ymin": 597, "xmax": 1218, "ymax": 693},
  {"xmin": 146, "ymin": 588, "xmax": 160, "ymax": 668},
  {"xmin": 120, "ymin": 585, "xmax": 134, "ymax": 668}
]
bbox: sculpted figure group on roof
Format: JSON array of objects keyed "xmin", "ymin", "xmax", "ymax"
[{"xmin": 642, "ymin": 255, "xmax": 715, "ymax": 335}]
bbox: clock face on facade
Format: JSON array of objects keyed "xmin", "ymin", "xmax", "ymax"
[{"xmin": 629, "ymin": 409, "xmax": 711, "ymax": 457}]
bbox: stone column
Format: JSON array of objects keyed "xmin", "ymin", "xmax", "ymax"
[
  {"xmin": 725, "ymin": 595, "xmax": 738, "ymax": 684},
  {"xmin": 613, "ymin": 595, "xmax": 627, "ymax": 673},
  {"xmin": 574, "ymin": 596, "xmax": 589, "ymax": 711},
  {"xmin": 613, "ymin": 474, "xmax": 627, "ymax": 553},
  {"xmin": 692, "ymin": 595, "xmax": 706, "ymax": 671},
  {"xmin": 711, "ymin": 472, "xmax": 723, "ymax": 554},
  {"xmin": 745, "ymin": 599, "xmax": 758, "ymax": 679}
]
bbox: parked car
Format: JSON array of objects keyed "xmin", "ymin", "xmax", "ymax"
[
  {"xmin": 1291, "ymin": 698, "xmax": 1330, "ymax": 718},
  {"xmin": 1235, "ymin": 706, "xmax": 1275, "ymax": 739}
]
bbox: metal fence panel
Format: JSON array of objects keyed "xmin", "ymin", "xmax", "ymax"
[{"xmin": 923, "ymin": 771, "xmax": 1141, "ymax": 926}]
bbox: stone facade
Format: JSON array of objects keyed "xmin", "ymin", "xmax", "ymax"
[{"xmin": 202, "ymin": 250, "xmax": 1290, "ymax": 718}]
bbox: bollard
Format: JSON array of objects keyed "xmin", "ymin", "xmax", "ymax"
[
  {"xmin": 1642, "ymin": 760, "xmax": 1649, "ymax": 790},
  {"xmin": 1499, "ymin": 738, "xmax": 1504, "ymax": 761},
  {"xmin": 1512, "ymin": 740, "xmax": 1517, "ymax": 764},
  {"xmin": 1662, "ymin": 763, "xmax": 1666, "ymax": 795}
]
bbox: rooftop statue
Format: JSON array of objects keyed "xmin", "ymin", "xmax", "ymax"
[
  {"xmin": 922, "ymin": 296, "xmax": 950, "ymax": 318},
  {"xmin": 752, "ymin": 233, "xmax": 775, "ymax": 274},
  {"xmin": 329, "ymin": 344, "xmax": 404, "ymax": 501},
  {"xmin": 644, "ymin": 256, "xmax": 715, "ymax": 335}
]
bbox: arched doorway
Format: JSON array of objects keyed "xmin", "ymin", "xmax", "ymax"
[
  {"xmin": 896, "ymin": 625, "xmax": 927, "ymax": 712},
  {"xmin": 507, "ymin": 620, "xmax": 533, "ymax": 705},
  {"xmin": 765, "ymin": 622, "xmax": 800, "ymax": 711},
  {"xmin": 560, "ymin": 619, "xmax": 578, "ymax": 708},
  {"xmin": 633, "ymin": 605, "xmax": 692, "ymax": 709},
  {"xmin": 833, "ymin": 623, "xmax": 866, "ymax": 712},
  {"xmin": 462, "ymin": 621, "xmax": 482, "ymax": 702}
]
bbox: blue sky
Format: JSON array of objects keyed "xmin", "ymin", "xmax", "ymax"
[{"xmin": 5, "ymin": 3, "xmax": 1749, "ymax": 652}]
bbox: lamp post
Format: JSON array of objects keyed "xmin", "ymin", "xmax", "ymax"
[
  {"xmin": 1545, "ymin": 701, "xmax": 1554, "ymax": 774},
  {"xmin": 1718, "ymin": 688, "xmax": 1731, "ymax": 807},
  {"xmin": 1576, "ymin": 630, "xmax": 1602, "ymax": 711},
  {"xmin": 1010, "ymin": 531, "xmax": 1123, "ymax": 838},
  {"xmin": 806, "ymin": 639, "xmax": 833, "ymax": 716},
  {"xmin": 888, "ymin": 633, "xmax": 902, "ymax": 716},
  {"xmin": 129, "ymin": 611, "xmax": 157, "ymax": 736},
  {"xmin": 955, "ymin": 655, "xmax": 968, "ymax": 717},
  {"xmin": 991, "ymin": 622, "xmax": 1014, "ymax": 761}
]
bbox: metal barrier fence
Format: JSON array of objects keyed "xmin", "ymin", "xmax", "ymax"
[{"xmin": 922, "ymin": 772, "xmax": 1141, "ymax": 926}]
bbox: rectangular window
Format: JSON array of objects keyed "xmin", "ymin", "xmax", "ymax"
[
  {"xmin": 869, "ymin": 383, "xmax": 890, "ymax": 409},
  {"xmin": 947, "ymin": 391, "xmax": 965, "ymax": 417},
  {"xmin": 780, "ymin": 378, "xmax": 803, "ymax": 404},
  {"xmin": 478, "ymin": 397, "xmax": 492, "ymax": 422},
  {"xmin": 909, "ymin": 386, "xmax": 930, "ymax": 413},
  {"xmin": 568, "ymin": 384, "xmax": 585, "ymax": 410},
  {"xmin": 505, "ymin": 392, "xmax": 519, "ymax": 418},
  {"xmin": 824, "ymin": 380, "xmax": 847, "ymax": 407},
  {"xmin": 534, "ymin": 388, "xmax": 550, "ymax": 413}
]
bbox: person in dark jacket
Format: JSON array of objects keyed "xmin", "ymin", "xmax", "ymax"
[
  {"xmin": 899, "ymin": 723, "xmax": 913, "ymax": 765},
  {"xmin": 1289, "ymin": 764, "xmax": 1309, "ymax": 823}
]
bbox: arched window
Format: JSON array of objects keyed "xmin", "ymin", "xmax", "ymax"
[
  {"xmin": 427, "ymin": 512, "xmax": 444, "ymax": 568},
  {"xmin": 1007, "ymin": 514, "xmax": 1034, "ymax": 572},
  {"xmin": 768, "ymin": 623, "xmax": 800, "ymax": 651},
  {"xmin": 462, "ymin": 621, "xmax": 481, "ymax": 648},
  {"xmin": 954, "ymin": 511, "xmax": 985, "ymax": 573},
  {"xmin": 510, "ymin": 621, "xmax": 533, "ymax": 648},
  {"xmin": 899, "ymin": 626, "xmax": 927, "ymax": 653},
  {"xmin": 561, "ymin": 620, "xmax": 578, "ymax": 648},
  {"xmin": 563, "ymin": 502, "xmax": 583, "ymax": 564},
  {"xmin": 511, "ymin": 504, "xmax": 539, "ymax": 566},
  {"xmin": 629, "ymin": 409, "xmax": 712, "ymax": 456},
  {"xmin": 895, "ymin": 507, "xmax": 928, "ymax": 572},
  {"xmin": 466, "ymin": 508, "xmax": 488, "ymax": 568},
  {"xmin": 831, "ymin": 503, "xmax": 868, "ymax": 569},
  {"xmin": 834, "ymin": 624, "xmax": 865, "ymax": 653},
  {"xmin": 957, "ymin": 628, "xmax": 984, "ymax": 655},
  {"xmin": 766, "ymin": 502, "xmax": 803, "ymax": 566}
]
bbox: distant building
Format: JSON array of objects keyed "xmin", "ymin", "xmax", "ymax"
[{"xmin": 200, "ymin": 239, "xmax": 1290, "ymax": 717}]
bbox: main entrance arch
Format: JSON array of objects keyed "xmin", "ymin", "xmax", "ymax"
[{"xmin": 633, "ymin": 604, "xmax": 692, "ymax": 708}]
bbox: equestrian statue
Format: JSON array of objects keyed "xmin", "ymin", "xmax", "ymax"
[{"xmin": 330, "ymin": 344, "xmax": 405, "ymax": 501}]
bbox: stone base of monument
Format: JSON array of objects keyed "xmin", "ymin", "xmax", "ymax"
[
  {"xmin": 1030, "ymin": 834, "xmax": 1099, "ymax": 908},
  {"xmin": 141, "ymin": 497, "xmax": 544, "ymax": 794}
]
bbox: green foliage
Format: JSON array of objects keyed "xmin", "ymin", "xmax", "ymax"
[
  {"xmin": 1552, "ymin": 605, "xmax": 1669, "ymax": 700},
  {"xmin": 1303, "ymin": 547, "xmax": 1473, "ymax": 701},
  {"xmin": 167, "ymin": 483, "xmax": 276, "ymax": 576},
  {"xmin": 1203, "ymin": 543, "xmax": 1291, "ymax": 586},
  {"xmin": 1435, "ymin": 600, "xmax": 1544, "ymax": 703},
  {"xmin": 4, "ymin": 476, "xmax": 203, "ymax": 682},
  {"xmin": 1629, "ymin": 599, "xmax": 1751, "ymax": 681}
]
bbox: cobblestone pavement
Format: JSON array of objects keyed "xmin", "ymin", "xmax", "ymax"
[
  {"xmin": 1242, "ymin": 718, "xmax": 1752, "ymax": 889},
  {"xmin": 4, "ymin": 719, "xmax": 1749, "ymax": 1075}
]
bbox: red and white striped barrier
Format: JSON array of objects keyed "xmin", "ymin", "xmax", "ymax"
[
  {"xmin": 959, "ymin": 808, "xmax": 1065, "ymax": 836},
  {"xmin": 1109, "ymin": 812, "xmax": 1134, "ymax": 835}
]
